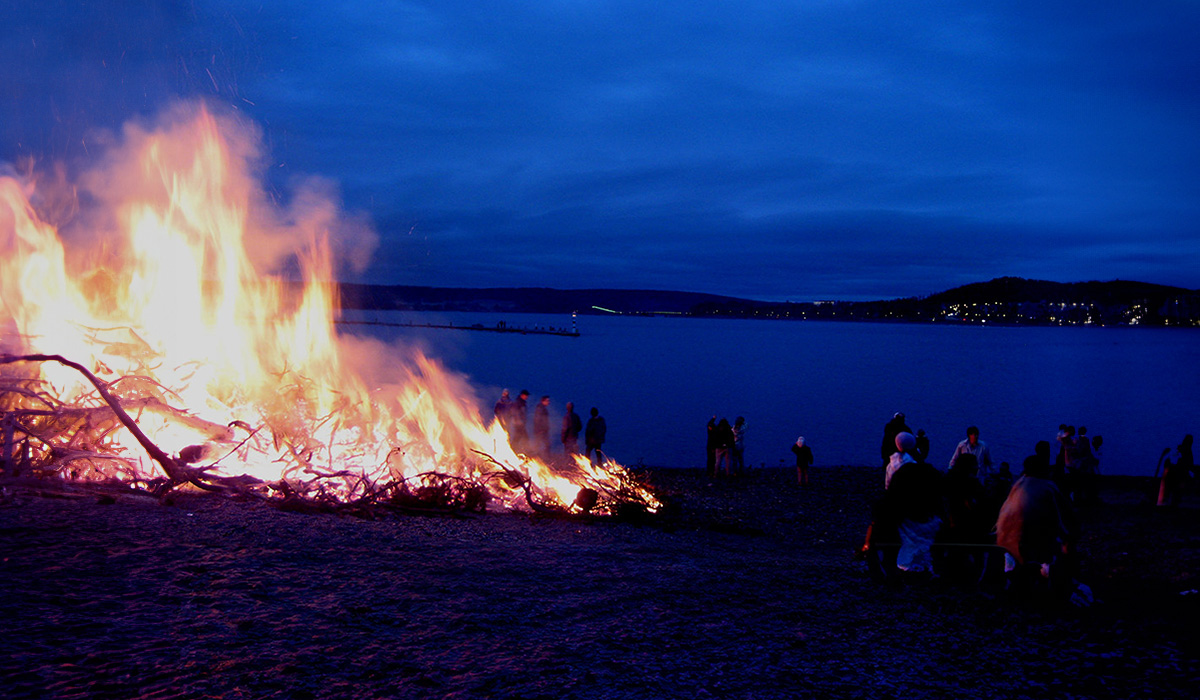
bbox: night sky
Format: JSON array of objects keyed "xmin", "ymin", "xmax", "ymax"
[{"xmin": 3, "ymin": 1, "xmax": 1199, "ymax": 301}]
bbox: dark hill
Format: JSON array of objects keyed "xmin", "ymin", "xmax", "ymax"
[{"xmin": 922, "ymin": 277, "xmax": 1192, "ymax": 306}]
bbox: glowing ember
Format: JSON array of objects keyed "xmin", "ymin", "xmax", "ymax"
[{"xmin": 0, "ymin": 103, "xmax": 658, "ymax": 515}]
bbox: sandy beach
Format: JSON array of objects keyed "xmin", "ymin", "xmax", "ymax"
[{"xmin": 2, "ymin": 466, "xmax": 1198, "ymax": 699}]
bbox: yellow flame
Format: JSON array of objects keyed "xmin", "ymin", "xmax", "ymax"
[{"xmin": 0, "ymin": 105, "xmax": 657, "ymax": 514}]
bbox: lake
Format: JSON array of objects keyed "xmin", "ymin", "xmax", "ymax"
[{"xmin": 339, "ymin": 310, "xmax": 1200, "ymax": 477}]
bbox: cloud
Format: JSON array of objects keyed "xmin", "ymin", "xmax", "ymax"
[{"xmin": 3, "ymin": 2, "xmax": 1198, "ymax": 298}]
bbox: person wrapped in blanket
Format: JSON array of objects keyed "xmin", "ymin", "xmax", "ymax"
[{"xmin": 994, "ymin": 441, "xmax": 1091, "ymax": 605}]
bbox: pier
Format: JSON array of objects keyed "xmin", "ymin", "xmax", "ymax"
[{"xmin": 336, "ymin": 319, "xmax": 580, "ymax": 337}]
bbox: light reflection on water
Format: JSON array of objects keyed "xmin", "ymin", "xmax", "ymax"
[{"xmin": 341, "ymin": 310, "xmax": 1200, "ymax": 477}]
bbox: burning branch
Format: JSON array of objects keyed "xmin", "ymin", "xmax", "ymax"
[
  {"xmin": 1, "ymin": 353, "xmax": 190, "ymax": 486},
  {"xmin": 0, "ymin": 353, "xmax": 660, "ymax": 517}
]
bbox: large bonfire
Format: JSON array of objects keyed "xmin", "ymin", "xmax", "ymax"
[{"xmin": 0, "ymin": 103, "xmax": 658, "ymax": 516}]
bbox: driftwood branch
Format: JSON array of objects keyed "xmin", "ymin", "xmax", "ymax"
[
  {"xmin": 1, "ymin": 354, "xmax": 659, "ymax": 518},
  {"xmin": 1, "ymin": 353, "xmax": 189, "ymax": 485}
]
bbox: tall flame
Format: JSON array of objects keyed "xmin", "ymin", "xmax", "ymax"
[{"xmin": 0, "ymin": 104, "xmax": 656, "ymax": 514}]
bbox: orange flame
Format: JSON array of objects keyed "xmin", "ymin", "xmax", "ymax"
[{"xmin": 0, "ymin": 104, "xmax": 657, "ymax": 514}]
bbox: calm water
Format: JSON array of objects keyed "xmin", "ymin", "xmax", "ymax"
[{"xmin": 340, "ymin": 310, "xmax": 1200, "ymax": 476}]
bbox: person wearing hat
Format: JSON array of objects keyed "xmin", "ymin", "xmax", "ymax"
[
  {"xmin": 886, "ymin": 430, "xmax": 918, "ymax": 489},
  {"xmin": 881, "ymin": 412, "xmax": 911, "ymax": 466},
  {"xmin": 861, "ymin": 431, "xmax": 944, "ymax": 576},
  {"xmin": 886, "ymin": 438, "xmax": 945, "ymax": 573}
]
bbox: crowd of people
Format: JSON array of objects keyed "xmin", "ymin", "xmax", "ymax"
[
  {"xmin": 493, "ymin": 391, "xmax": 1193, "ymax": 604},
  {"xmin": 739, "ymin": 411, "xmax": 1195, "ymax": 605},
  {"xmin": 492, "ymin": 390, "xmax": 608, "ymax": 466},
  {"xmin": 856, "ymin": 413, "xmax": 1120, "ymax": 606},
  {"xmin": 1052, "ymin": 424, "xmax": 1103, "ymax": 506},
  {"xmin": 489, "ymin": 391, "xmax": 1193, "ymax": 607}
]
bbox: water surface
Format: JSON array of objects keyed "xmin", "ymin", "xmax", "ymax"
[{"xmin": 341, "ymin": 310, "xmax": 1200, "ymax": 476}]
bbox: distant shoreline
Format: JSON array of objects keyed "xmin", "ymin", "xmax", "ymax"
[
  {"xmin": 327, "ymin": 277, "xmax": 1200, "ymax": 328},
  {"xmin": 341, "ymin": 306, "xmax": 1200, "ymax": 330}
]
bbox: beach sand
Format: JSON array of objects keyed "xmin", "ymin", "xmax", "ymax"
[{"xmin": 2, "ymin": 467, "xmax": 1198, "ymax": 699}]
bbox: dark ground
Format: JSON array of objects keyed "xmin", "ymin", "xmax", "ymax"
[{"xmin": 2, "ymin": 467, "xmax": 1198, "ymax": 699}]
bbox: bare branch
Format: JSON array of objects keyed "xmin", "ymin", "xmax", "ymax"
[{"xmin": 1, "ymin": 354, "xmax": 189, "ymax": 484}]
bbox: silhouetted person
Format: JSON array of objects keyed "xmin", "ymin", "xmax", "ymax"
[
  {"xmin": 1158, "ymin": 434, "xmax": 1193, "ymax": 507},
  {"xmin": 1077, "ymin": 426, "xmax": 1093, "ymax": 463},
  {"xmin": 1023, "ymin": 440, "xmax": 1052, "ymax": 478},
  {"xmin": 996, "ymin": 445, "xmax": 1079, "ymax": 600},
  {"xmin": 706, "ymin": 416, "xmax": 718, "ymax": 477},
  {"xmin": 561, "ymin": 402, "xmax": 582, "ymax": 455},
  {"xmin": 510, "ymin": 390, "xmax": 530, "ymax": 452},
  {"xmin": 713, "ymin": 418, "xmax": 735, "ymax": 476},
  {"xmin": 732, "ymin": 416, "xmax": 747, "ymax": 475},
  {"xmin": 943, "ymin": 453, "xmax": 986, "ymax": 535},
  {"xmin": 939, "ymin": 453, "xmax": 988, "ymax": 583},
  {"xmin": 533, "ymin": 395, "xmax": 551, "ymax": 456},
  {"xmin": 1178, "ymin": 434, "xmax": 1195, "ymax": 477},
  {"xmin": 915, "ymin": 429, "xmax": 930, "ymax": 464},
  {"xmin": 585, "ymin": 407, "xmax": 607, "ymax": 466},
  {"xmin": 1057, "ymin": 425, "xmax": 1080, "ymax": 497},
  {"xmin": 494, "ymin": 389, "xmax": 512, "ymax": 431},
  {"xmin": 870, "ymin": 433, "xmax": 944, "ymax": 575},
  {"xmin": 862, "ymin": 431, "xmax": 939, "ymax": 577},
  {"xmin": 1079, "ymin": 433, "xmax": 1103, "ymax": 506},
  {"xmin": 792, "ymin": 436, "xmax": 813, "ymax": 486},
  {"xmin": 1055, "ymin": 424, "xmax": 1068, "ymax": 470}
]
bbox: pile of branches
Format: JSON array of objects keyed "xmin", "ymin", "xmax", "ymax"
[{"xmin": 0, "ymin": 353, "xmax": 659, "ymax": 519}]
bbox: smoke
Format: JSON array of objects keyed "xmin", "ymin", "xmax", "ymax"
[{"xmin": 29, "ymin": 99, "xmax": 378, "ymax": 282}]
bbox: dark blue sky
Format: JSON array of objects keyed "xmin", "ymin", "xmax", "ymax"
[{"xmin": 4, "ymin": 1, "xmax": 1199, "ymax": 300}]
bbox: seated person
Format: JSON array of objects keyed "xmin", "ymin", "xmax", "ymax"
[
  {"xmin": 885, "ymin": 431, "xmax": 918, "ymax": 489},
  {"xmin": 938, "ymin": 453, "xmax": 990, "ymax": 582},
  {"xmin": 864, "ymin": 432, "xmax": 944, "ymax": 576}
]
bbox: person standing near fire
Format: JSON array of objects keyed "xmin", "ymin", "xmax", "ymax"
[
  {"xmin": 533, "ymin": 395, "xmax": 552, "ymax": 456},
  {"xmin": 585, "ymin": 407, "xmax": 607, "ymax": 466},
  {"xmin": 493, "ymin": 389, "xmax": 512, "ymax": 431},
  {"xmin": 562, "ymin": 402, "xmax": 583, "ymax": 455},
  {"xmin": 510, "ymin": 390, "xmax": 530, "ymax": 452}
]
